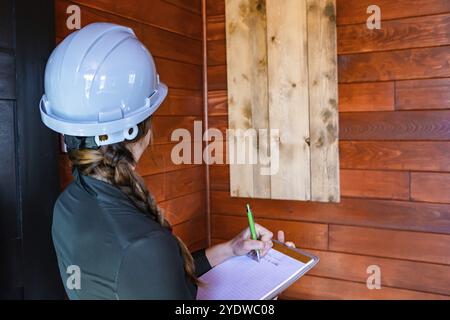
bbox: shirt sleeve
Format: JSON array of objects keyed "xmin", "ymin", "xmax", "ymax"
[
  {"xmin": 115, "ymin": 231, "xmax": 195, "ymax": 300},
  {"xmin": 191, "ymin": 249, "xmax": 212, "ymax": 277}
]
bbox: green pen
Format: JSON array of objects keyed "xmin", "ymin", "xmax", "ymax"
[{"xmin": 246, "ymin": 204, "xmax": 260, "ymax": 262}]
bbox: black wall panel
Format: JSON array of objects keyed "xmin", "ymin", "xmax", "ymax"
[{"xmin": 0, "ymin": 0, "xmax": 65, "ymax": 299}]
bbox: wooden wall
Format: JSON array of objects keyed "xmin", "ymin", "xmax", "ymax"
[
  {"xmin": 206, "ymin": 0, "xmax": 450, "ymax": 299},
  {"xmin": 54, "ymin": 0, "xmax": 208, "ymax": 252}
]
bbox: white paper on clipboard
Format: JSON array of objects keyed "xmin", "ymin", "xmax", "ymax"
[{"xmin": 197, "ymin": 240, "xmax": 319, "ymax": 300}]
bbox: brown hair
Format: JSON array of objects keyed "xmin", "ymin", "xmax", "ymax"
[{"xmin": 67, "ymin": 117, "xmax": 200, "ymax": 285}]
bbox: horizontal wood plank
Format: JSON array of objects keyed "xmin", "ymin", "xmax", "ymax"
[
  {"xmin": 281, "ymin": 275, "xmax": 449, "ymax": 300},
  {"xmin": 56, "ymin": 0, "xmax": 202, "ymax": 65},
  {"xmin": 143, "ymin": 165, "xmax": 205, "ymax": 202},
  {"xmin": 164, "ymin": 0, "xmax": 201, "ymax": 14},
  {"xmin": 152, "ymin": 116, "xmax": 202, "ymax": 144},
  {"xmin": 207, "ymin": 90, "xmax": 228, "ymax": 116},
  {"xmin": 136, "ymin": 142, "xmax": 201, "ymax": 176},
  {"xmin": 338, "ymin": 13, "xmax": 450, "ymax": 54},
  {"xmin": 210, "ymin": 190, "xmax": 450, "ymax": 234},
  {"xmin": 338, "ymin": 46, "xmax": 450, "ymax": 83},
  {"xmin": 71, "ymin": 0, "xmax": 202, "ymax": 39},
  {"xmin": 155, "ymin": 89, "xmax": 203, "ymax": 116},
  {"xmin": 207, "ymin": 65, "xmax": 227, "ymax": 90},
  {"xmin": 336, "ymin": 0, "xmax": 450, "ymax": 26},
  {"xmin": 155, "ymin": 58, "xmax": 202, "ymax": 90},
  {"xmin": 206, "ymin": 0, "xmax": 225, "ymax": 16},
  {"xmin": 339, "ymin": 82, "xmax": 394, "ymax": 112},
  {"xmin": 207, "ymin": 15, "xmax": 225, "ymax": 41},
  {"xmin": 210, "ymin": 166, "xmax": 411, "ymax": 201},
  {"xmin": 341, "ymin": 169, "xmax": 410, "ymax": 200},
  {"xmin": 340, "ymin": 110, "xmax": 450, "ymax": 140},
  {"xmin": 207, "ymin": 39, "xmax": 226, "ymax": 66},
  {"xmin": 396, "ymin": 78, "xmax": 450, "ymax": 110},
  {"xmin": 340, "ymin": 141, "xmax": 450, "ymax": 171},
  {"xmin": 211, "ymin": 214, "xmax": 329, "ymax": 250},
  {"xmin": 160, "ymin": 191, "xmax": 206, "ymax": 226},
  {"xmin": 173, "ymin": 215, "xmax": 207, "ymax": 247},
  {"xmin": 308, "ymin": 249, "xmax": 450, "ymax": 296},
  {"xmin": 329, "ymin": 225, "xmax": 450, "ymax": 264},
  {"xmin": 411, "ymin": 172, "xmax": 450, "ymax": 203}
]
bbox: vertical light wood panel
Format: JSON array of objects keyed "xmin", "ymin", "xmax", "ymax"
[
  {"xmin": 225, "ymin": 0, "xmax": 269, "ymax": 198},
  {"xmin": 308, "ymin": 0, "xmax": 340, "ymax": 202},
  {"xmin": 225, "ymin": 0, "xmax": 339, "ymax": 202},
  {"xmin": 266, "ymin": 0, "xmax": 311, "ymax": 200}
]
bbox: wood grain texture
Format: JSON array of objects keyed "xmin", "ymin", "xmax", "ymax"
[
  {"xmin": 207, "ymin": 90, "xmax": 228, "ymax": 116},
  {"xmin": 206, "ymin": 0, "xmax": 225, "ymax": 16},
  {"xmin": 266, "ymin": 0, "xmax": 311, "ymax": 200},
  {"xmin": 307, "ymin": 0, "xmax": 339, "ymax": 202},
  {"xmin": 143, "ymin": 166, "xmax": 205, "ymax": 202},
  {"xmin": 155, "ymin": 89, "xmax": 203, "ymax": 116},
  {"xmin": 207, "ymin": 39, "xmax": 226, "ymax": 66},
  {"xmin": 340, "ymin": 110, "xmax": 450, "ymax": 140},
  {"xmin": 207, "ymin": 65, "xmax": 227, "ymax": 90},
  {"xmin": 339, "ymin": 46, "xmax": 450, "ymax": 83},
  {"xmin": 155, "ymin": 58, "xmax": 202, "ymax": 90},
  {"xmin": 329, "ymin": 225, "xmax": 450, "ymax": 265},
  {"xmin": 56, "ymin": 0, "xmax": 203, "ymax": 65},
  {"xmin": 164, "ymin": 0, "xmax": 201, "ymax": 14},
  {"xmin": 136, "ymin": 142, "xmax": 202, "ymax": 176},
  {"xmin": 207, "ymin": 15, "xmax": 225, "ymax": 40},
  {"xmin": 173, "ymin": 215, "xmax": 207, "ymax": 247},
  {"xmin": 211, "ymin": 166, "xmax": 411, "ymax": 200},
  {"xmin": 281, "ymin": 275, "xmax": 449, "ymax": 300},
  {"xmin": 71, "ymin": 0, "xmax": 203, "ymax": 39},
  {"xmin": 336, "ymin": 0, "xmax": 450, "ymax": 26},
  {"xmin": 340, "ymin": 141, "xmax": 450, "ymax": 171},
  {"xmin": 338, "ymin": 14, "xmax": 450, "ymax": 54},
  {"xmin": 341, "ymin": 169, "xmax": 409, "ymax": 200},
  {"xmin": 225, "ymin": 0, "xmax": 270, "ymax": 198},
  {"xmin": 339, "ymin": 82, "xmax": 394, "ymax": 112},
  {"xmin": 210, "ymin": 191, "xmax": 450, "ymax": 234},
  {"xmin": 411, "ymin": 172, "xmax": 450, "ymax": 203},
  {"xmin": 396, "ymin": 78, "xmax": 450, "ymax": 111},
  {"xmin": 160, "ymin": 191, "xmax": 206, "ymax": 226},
  {"xmin": 211, "ymin": 214, "xmax": 329, "ymax": 250},
  {"xmin": 151, "ymin": 116, "xmax": 202, "ymax": 144},
  {"xmin": 307, "ymin": 249, "xmax": 450, "ymax": 296}
]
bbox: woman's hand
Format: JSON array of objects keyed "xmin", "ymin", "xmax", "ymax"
[
  {"xmin": 205, "ymin": 226, "xmax": 297, "ymax": 267},
  {"xmin": 227, "ymin": 223, "xmax": 274, "ymax": 257},
  {"xmin": 276, "ymin": 230, "xmax": 296, "ymax": 249}
]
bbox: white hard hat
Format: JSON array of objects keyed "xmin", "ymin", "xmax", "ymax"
[{"xmin": 39, "ymin": 22, "xmax": 168, "ymax": 146}]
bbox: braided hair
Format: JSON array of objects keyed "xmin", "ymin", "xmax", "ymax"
[{"xmin": 67, "ymin": 117, "xmax": 200, "ymax": 285}]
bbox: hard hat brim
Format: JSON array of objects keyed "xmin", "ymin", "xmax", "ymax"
[{"xmin": 40, "ymin": 82, "xmax": 168, "ymax": 138}]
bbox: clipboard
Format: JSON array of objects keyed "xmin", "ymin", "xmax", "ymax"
[
  {"xmin": 264, "ymin": 240, "xmax": 319, "ymax": 300},
  {"xmin": 197, "ymin": 240, "xmax": 319, "ymax": 300}
]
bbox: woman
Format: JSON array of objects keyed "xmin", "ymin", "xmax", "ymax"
[{"xmin": 39, "ymin": 23, "xmax": 294, "ymax": 299}]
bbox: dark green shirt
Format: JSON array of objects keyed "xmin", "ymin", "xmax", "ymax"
[{"xmin": 52, "ymin": 169, "xmax": 211, "ymax": 300}]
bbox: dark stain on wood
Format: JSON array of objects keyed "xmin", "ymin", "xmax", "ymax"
[
  {"xmin": 324, "ymin": 2, "xmax": 336, "ymax": 22},
  {"xmin": 326, "ymin": 123, "xmax": 338, "ymax": 143},
  {"xmin": 329, "ymin": 98, "xmax": 338, "ymax": 110},
  {"xmin": 255, "ymin": 0, "xmax": 265, "ymax": 14},
  {"xmin": 321, "ymin": 109, "xmax": 333, "ymax": 122}
]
